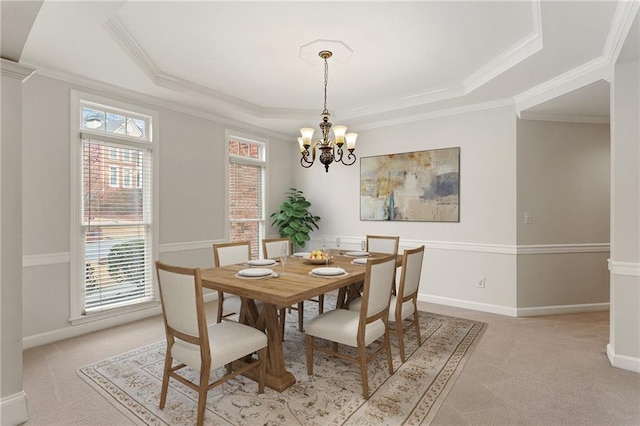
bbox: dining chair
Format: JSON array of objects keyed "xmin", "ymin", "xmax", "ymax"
[
  {"xmin": 155, "ymin": 261, "xmax": 267, "ymax": 426},
  {"xmin": 366, "ymin": 234, "xmax": 400, "ymax": 294},
  {"xmin": 350, "ymin": 245, "xmax": 425, "ymax": 362},
  {"xmin": 215, "ymin": 241, "xmax": 288, "ymax": 338},
  {"xmin": 305, "ymin": 254, "xmax": 396, "ymax": 399},
  {"xmin": 213, "ymin": 241, "xmax": 251, "ymax": 323},
  {"xmin": 365, "ymin": 234, "xmax": 400, "ymax": 255},
  {"xmin": 262, "ymin": 237, "xmax": 325, "ymax": 332}
]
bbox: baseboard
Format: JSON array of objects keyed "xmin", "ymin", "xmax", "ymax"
[
  {"xmin": 517, "ymin": 302, "xmax": 610, "ymax": 317},
  {"xmin": 23, "ymin": 292, "xmax": 218, "ymax": 350},
  {"xmin": 418, "ymin": 294, "xmax": 518, "ymax": 317},
  {"xmin": 607, "ymin": 344, "xmax": 640, "ymax": 373},
  {"xmin": 418, "ymin": 295, "xmax": 609, "ymax": 318},
  {"xmin": 0, "ymin": 391, "xmax": 28, "ymax": 426}
]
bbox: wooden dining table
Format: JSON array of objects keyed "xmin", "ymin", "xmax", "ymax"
[{"xmin": 200, "ymin": 251, "xmax": 401, "ymax": 392}]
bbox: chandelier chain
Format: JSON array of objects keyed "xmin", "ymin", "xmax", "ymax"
[{"xmin": 323, "ymin": 56, "xmax": 329, "ymax": 113}]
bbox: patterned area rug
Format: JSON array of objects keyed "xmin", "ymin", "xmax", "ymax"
[{"xmin": 79, "ymin": 302, "xmax": 485, "ymax": 425}]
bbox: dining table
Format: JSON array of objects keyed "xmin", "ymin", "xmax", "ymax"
[{"xmin": 200, "ymin": 250, "xmax": 402, "ymax": 392}]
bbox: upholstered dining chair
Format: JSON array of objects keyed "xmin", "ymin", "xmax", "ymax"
[
  {"xmin": 305, "ymin": 254, "xmax": 396, "ymax": 399},
  {"xmin": 214, "ymin": 241, "xmax": 288, "ymax": 338},
  {"xmin": 350, "ymin": 245, "xmax": 425, "ymax": 362},
  {"xmin": 262, "ymin": 237, "xmax": 325, "ymax": 332},
  {"xmin": 213, "ymin": 241, "xmax": 251, "ymax": 323},
  {"xmin": 366, "ymin": 234, "xmax": 400, "ymax": 294},
  {"xmin": 365, "ymin": 234, "xmax": 400, "ymax": 255},
  {"xmin": 155, "ymin": 261, "xmax": 267, "ymax": 426}
]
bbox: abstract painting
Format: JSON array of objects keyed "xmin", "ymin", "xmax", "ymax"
[{"xmin": 360, "ymin": 147, "xmax": 460, "ymax": 222}]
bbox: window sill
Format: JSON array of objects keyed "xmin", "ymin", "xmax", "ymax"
[{"xmin": 69, "ymin": 300, "xmax": 160, "ymax": 326}]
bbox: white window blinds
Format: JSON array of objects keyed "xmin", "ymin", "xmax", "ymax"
[
  {"xmin": 81, "ymin": 137, "xmax": 154, "ymax": 313},
  {"xmin": 228, "ymin": 137, "xmax": 266, "ymax": 259}
]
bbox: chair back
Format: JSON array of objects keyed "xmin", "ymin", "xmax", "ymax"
[
  {"xmin": 155, "ymin": 262, "xmax": 209, "ymax": 365},
  {"xmin": 366, "ymin": 235, "xmax": 400, "ymax": 255},
  {"xmin": 262, "ymin": 237, "xmax": 292, "ymax": 259},
  {"xmin": 360, "ymin": 254, "xmax": 397, "ymax": 320},
  {"xmin": 398, "ymin": 245, "xmax": 425, "ymax": 299},
  {"xmin": 213, "ymin": 241, "xmax": 251, "ymax": 267}
]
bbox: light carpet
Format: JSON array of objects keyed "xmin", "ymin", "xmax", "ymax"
[{"xmin": 78, "ymin": 305, "xmax": 485, "ymax": 425}]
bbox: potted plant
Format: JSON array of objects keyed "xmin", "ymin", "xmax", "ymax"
[{"xmin": 270, "ymin": 188, "xmax": 320, "ymax": 248}]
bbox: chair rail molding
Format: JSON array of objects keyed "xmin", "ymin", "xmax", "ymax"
[
  {"xmin": 308, "ymin": 236, "xmax": 610, "ymax": 256},
  {"xmin": 21, "ymin": 242, "xmax": 611, "ymax": 269},
  {"xmin": 608, "ymin": 260, "xmax": 640, "ymax": 277}
]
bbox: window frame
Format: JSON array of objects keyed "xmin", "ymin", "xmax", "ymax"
[
  {"xmin": 70, "ymin": 90, "xmax": 160, "ymax": 325},
  {"xmin": 225, "ymin": 130, "xmax": 268, "ymax": 258},
  {"xmin": 123, "ymin": 167, "xmax": 133, "ymax": 189},
  {"xmin": 108, "ymin": 165, "xmax": 119, "ymax": 188}
]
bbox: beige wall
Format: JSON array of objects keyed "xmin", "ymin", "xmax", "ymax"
[
  {"xmin": 516, "ymin": 119, "xmax": 610, "ymax": 310},
  {"xmin": 20, "ymin": 73, "xmax": 293, "ymax": 343},
  {"xmin": 1, "ymin": 59, "xmax": 32, "ymax": 425},
  {"xmin": 294, "ymin": 105, "xmax": 520, "ymax": 314},
  {"xmin": 609, "ymin": 59, "xmax": 640, "ymax": 369},
  {"xmin": 516, "ymin": 120, "xmax": 610, "ymax": 245}
]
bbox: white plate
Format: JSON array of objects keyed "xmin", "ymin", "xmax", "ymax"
[
  {"xmin": 352, "ymin": 258, "xmax": 368, "ymax": 265},
  {"xmin": 345, "ymin": 251, "xmax": 370, "ymax": 257},
  {"xmin": 247, "ymin": 259, "xmax": 276, "ymax": 266},
  {"xmin": 293, "ymin": 252, "xmax": 311, "ymax": 258},
  {"xmin": 311, "ymin": 267, "xmax": 346, "ymax": 276},
  {"xmin": 238, "ymin": 268, "xmax": 273, "ymax": 277}
]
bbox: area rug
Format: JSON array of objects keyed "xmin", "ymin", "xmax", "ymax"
[{"xmin": 79, "ymin": 301, "xmax": 485, "ymax": 425}]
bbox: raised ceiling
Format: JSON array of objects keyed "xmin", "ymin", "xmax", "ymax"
[{"xmin": 11, "ymin": 1, "xmax": 640, "ymax": 137}]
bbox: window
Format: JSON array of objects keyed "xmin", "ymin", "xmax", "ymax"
[
  {"xmin": 123, "ymin": 168, "xmax": 133, "ymax": 188},
  {"xmin": 109, "ymin": 147, "xmax": 119, "ymax": 160},
  {"xmin": 71, "ymin": 91, "xmax": 158, "ymax": 322},
  {"xmin": 227, "ymin": 133, "xmax": 266, "ymax": 259},
  {"xmin": 109, "ymin": 166, "xmax": 119, "ymax": 187}
]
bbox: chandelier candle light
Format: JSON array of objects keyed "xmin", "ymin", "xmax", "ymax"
[{"xmin": 299, "ymin": 50, "xmax": 357, "ymax": 172}]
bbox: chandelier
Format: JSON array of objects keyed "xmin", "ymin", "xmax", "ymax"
[{"xmin": 298, "ymin": 50, "xmax": 357, "ymax": 172}]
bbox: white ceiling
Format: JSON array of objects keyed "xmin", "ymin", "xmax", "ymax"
[{"xmin": 6, "ymin": 1, "xmax": 640, "ymax": 137}]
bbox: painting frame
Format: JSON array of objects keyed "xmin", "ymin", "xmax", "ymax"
[{"xmin": 360, "ymin": 147, "xmax": 460, "ymax": 222}]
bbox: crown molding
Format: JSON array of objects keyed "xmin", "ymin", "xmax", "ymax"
[
  {"xmin": 29, "ymin": 64, "xmax": 291, "ymax": 141},
  {"xmin": 518, "ymin": 111, "xmax": 610, "ymax": 124},
  {"xmin": 0, "ymin": 58, "xmax": 36, "ymax": 81},
  {"xmin": 514, "ymin": 1, "xmax": 639, "ymax": 115},
  {"xmin": 602, "ymin": 0, "xmax": 640, "ymax": 65},
  {"xmin": 104, "ymin": 7, "xmax": 541, "ymax": 127},
  {"xmin": 464, "ymin": 0, "xmax": 543, "ymax": 93},
  {"xmin": 105, "ymin": 16, "xmax": 313, "ymax": 122},
  {"xmin": 351, "ymin": 98, "xmax": 514, "ymax": 132},
  {"xmin": 513, "ymin": 56, "xmax": 611, "ymax": 114},
  {"xmin": 339, "ymin": 86, "xmax": 466, "ymax": 122}
]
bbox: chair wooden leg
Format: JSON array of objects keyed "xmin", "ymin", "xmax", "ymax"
[
  {"xmin": 159, "ymin": 348, "xmax": 173, "ymax": 409},
  {"xmin": 358, "ymin": 344, "xmax": 369, "ymax": 399},
  {"xmin": 196, "ymin": 369, "xmax": 210, "ymax": 426},
  {"xmin": 216, "ymin": 291, "xmax": 224, "ymax": 323},
  {"xmin": 306, "ymin": 335, "xmax": 314, "ymax": 375},
  {"xmin": 385, "ymin": 328, "xmax": 394, "ymax": 375},
  {"xmin": 396, "ymin": 318, "xmax": 406, "ymax": 363},
  {"xmin": 297, "ymin": 301, "xmax": 304, "ymax": 331},
  {"xmin": 257, "ymin": 347, "xmax": 267, "ymax": 394},
  {"xmin": 318, "ymin": 294, "xmax": 325, "ymax": 314},
  {"xmin": 413, "ymin": 309, "xmax": 422, "ymax": 346}
]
